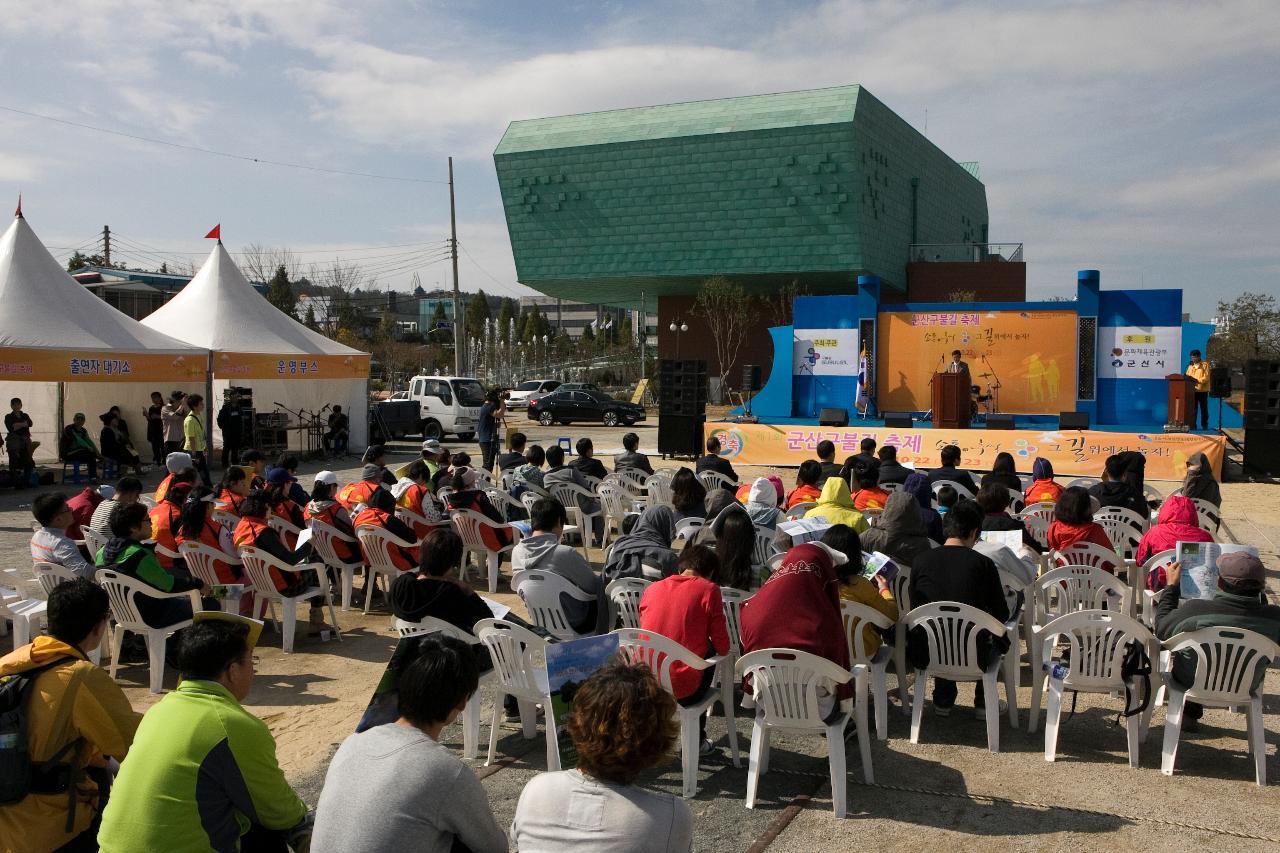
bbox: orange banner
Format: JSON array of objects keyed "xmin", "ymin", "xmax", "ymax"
[
  {"xmin": 213, "ymin": 352, "xmax": 371, "ymax": 380},
  {"xmin": 876, "ymin": 310, "xmax": 1077, "ymax": 415},
  {"xmin": 0, "ymin": 347, "xmax": 206, "ymax": 382},
  {"xmin": 704, "ymin": 421, "xmax": 1224, "ymax": 480}
]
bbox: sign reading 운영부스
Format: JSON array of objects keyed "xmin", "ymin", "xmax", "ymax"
[
  {"xmin": 1098, "ymin": 325, "xmax": 1181, "ymax": 380},
  {"xmin": 793, "ymin": 328, "xmax": 859, "ymax": 376}
]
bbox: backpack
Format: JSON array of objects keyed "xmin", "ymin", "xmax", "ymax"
[
  {"xmin": 0, "ymin": 660, "xmax": 83, "ymax": 807},
  {"xmin": 1117, "ymin": 639, "xmax": 1152, "ymax": 721}
]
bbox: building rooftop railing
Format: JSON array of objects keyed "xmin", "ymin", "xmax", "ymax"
[{"xmin": 909, "ymin": 243, "xmax": 1024, "ymax": 263}]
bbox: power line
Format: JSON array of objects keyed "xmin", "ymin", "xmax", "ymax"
[
  {"xmin": 456, "ymin": 242, "xmax": 527, "ymax": 296},
  {"xmin": 0, "ymin": 104, "xmax": 449, "ymax": 185}
]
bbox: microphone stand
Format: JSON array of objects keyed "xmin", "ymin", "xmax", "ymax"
[
  {"xmin": 981, "ymin": 354, "xmax": 1002, "ymax": 414},
  {"xmin": 924, "ymin": 354, "xmax": 945, "ymax": 421}
]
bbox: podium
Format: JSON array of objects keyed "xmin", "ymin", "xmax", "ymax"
[
  {"xmin": 932, "ymin": 371, "xmax": 970, "ymax": 429},
  {"xmin": 1165, "ymin": 373, "xmax": 1195, "ymax": 428}
]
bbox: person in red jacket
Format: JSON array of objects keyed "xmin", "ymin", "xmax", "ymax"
[
  {"xmin": 1024, "ymin": 457, "xmax": 1064, "ymax": 505},
  {"xmin": 1138, "ymin": 495, "xmax": 1215, "ymax": 587},
  {"xmin": 353, "ymin": 486, "xmax": 420, "ymax": 572},
  {"xmin": 232, "ymin": 493, "xmax": 317, "ymax": 596},
  {"xmin": 1047, "ymin": 486, "xmax": 1117, "ymax": 571},
  {"xmin": 148, "ymin": 472, "xmax": 195, "ymax": 569},
  {"xmin": 305, "ymin": 471, "xmax": 362, "ymax": 565},
  {"xmin": 639, "ymin": 545, "xmax": 729, "ymax": 750},
  {"xmin": 65, "ymin": 483, "xmax": 105, "ymax": 540},
  {"xmin": 337, "ymin": 463, "xmax": 383, "ymax": 511},
  {"xmin": 216, "ymin": 465, "xmax": 250, "ymax": 516}
]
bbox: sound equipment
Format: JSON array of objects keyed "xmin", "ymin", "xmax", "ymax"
[
  {"xmin": 741, "ymin": 364, "xmax": 762, "ymax": 392},
  {"xmin": 1059, "ymin": 411, "xmax": 1090, "ymax": 430},
  {"xmin": 986, "ymin": 413, "xmax": 1015, "ymax": 430},
  {"xmin": 1244, "ymin": 360, "xmax": 1280, "ymax": 429},
  {"xmin": 883, "ymin": 412, "xmax": 913, "ymax": 429},
  {"xmin": 1209, "ymin": 366, "xmax": 1231, "ymax": 398},
  {"xmin": 819, "ymin": 408, "xmax": 849, "ymax": 427},
  {"xmin": 659, "ymin": 359, "xmax": 707, "ymax": 417},
  {"xmin": 658, "ymin": 414, "xmax": 704, "ymax": 458}
]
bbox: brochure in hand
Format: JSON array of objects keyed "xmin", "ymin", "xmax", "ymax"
[
  {"xmin": 1176, "ymin": 541, "xmax": 1258, "ymax": 600},
  {"xmin": 546, "ymin": 633, "xmax": 620, "ymax": 769},
  {"xmin": 980, "ymin": 530, "xmax": 1023, "ymax": 553},
  {"xmin": 860, "ymin": 551, "xmax": 898, "ymax": 583}
]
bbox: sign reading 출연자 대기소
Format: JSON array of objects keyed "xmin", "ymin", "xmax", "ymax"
[
  {"xmin": 1097, "ymin": 325, "xmax": 1182, "ymax": 380},
  {"xmin": 792, "ymin": 328, "xmax": 859, "ymax": 376}
]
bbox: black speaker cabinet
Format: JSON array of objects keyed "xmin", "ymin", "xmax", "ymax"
[
  {"xmin": 1209, "ymin": 366, "xmax": 1231, "ymax": 398},
  {"xmin": 1245, "ymin": 428, "xmax": 1280, "ymax": 476},
  {"xmin": 658, "ymin": 415, "xmax": 705, "ymax": 457},
  {"xmin": 986, "ymin": 413, "xmax": 1016, "ymax": 430},
  {"xmin": 818, "ymin": 408, "xmax": 849, "ymax": 427},
  {"xmin": 883, "ymin": 412, "xmax": 913, "ymax": 428},
  {"xmin": 1059, "ymin": 411, "xmax": 1090, "ymax": 430},
  {"xmin": 741, "ymin": 364, "xmax": 762, "ymax": 392}
]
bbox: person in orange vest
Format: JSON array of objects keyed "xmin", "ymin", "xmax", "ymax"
[
  {"xmin": 264, "ymin": 468, "xmax": 306, "ymax": 549},
  {"xmin": 305, "ymin": 471, "xmax": 363, "ymax": 565},
  {"xmin": 149, "ymin": 472, "xmax": 195, "ymax": 569},
  {"xmin": 216, "ymin": 465, "xmax": 250, "ymax": 516},
  {"xmin": 393, "ymin": 461, "xmax": 444, "ymax": 539},
  {"xmin": 240, "ymin": 449, "xmax": 268, "ymax": 490},
  {"xmin": 153, "ymin": 451, "xmax": 192, "ymax": 504},
  {"xmin": 353, "ymin": 486, "xmax": 420, "ymax": 572},
  {"xmin": 337, "ymin": 463, "xmax": 383, "ymax": 511},
  {"xmin": 233, "ymin": 493, "xmax": 322, "ymax": 604},
  {"xmin": 175, "ymin": 485, "xmax": 241, "ymax": 584}
]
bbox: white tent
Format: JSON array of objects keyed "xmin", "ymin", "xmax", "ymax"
[
  {"xmin": 140, "ymin": 241, "xmax": 371, "ymax": 454},
  {"xmin": 0, "ymin": 213, "xmax": 207, "ymax": 461}
]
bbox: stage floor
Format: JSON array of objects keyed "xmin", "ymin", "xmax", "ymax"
[{"xmin": 736, "ymin": 414, "xmax": 1225, "ymax": 436}]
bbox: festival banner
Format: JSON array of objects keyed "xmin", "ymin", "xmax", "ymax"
[
  {"xmin": 876, "ymin": 310, "xmax": 1076, "ymax": 414},
  {"xmin": 212, "ymin": 351, "xmax": 371, "ymax": 380},
  {"xmin": 1098, "ymin": 326, "xmax": 1181, "ymax": 380},
  {"xmin": 0, "ymin": 347, "xmax": 206, "ymax": 382},
  {"xmin": 793, "ymin": 328, "xmax": 859, "ymax": 376},
  {"xmin": 704, "ymin": 421, "xmax": 1225, "ymax": 480}
]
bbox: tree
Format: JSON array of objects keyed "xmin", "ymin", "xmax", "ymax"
[
  {"xmin": 496, "ymin": 297, "xmax": 516, "ymax": 344},
  {"xmin": 763, "ymin": 279, "xmax": 809, "ymax": 327},
  {"xmin": 464, "ymin": 289, "xmax": 491, "ymax": 339},
  {"xmin": 303, "ymin": 303, "xmax": 317, "ymax": 329},
  {"xmin": 266, "ymin": 263, "xmax": 296, "ymax": 317},
  {"xmin": 66, "ymin": 251, "xmax": 113, "ymax": 272},
  {"xmin": 693, "ymin": 275, "xmax": 752, "ymax": 385},
  {"xmin": 242, "ymin": 244, "xmax": 301, "ymax": 287},
  {"xmin": 1211, "ymin": 292, "xmax": 1280, "ymax": 367}
]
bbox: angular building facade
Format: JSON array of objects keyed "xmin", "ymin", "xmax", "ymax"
[{"xmin": 494, "ymin": 85, "xmax": 988, "ymax": 304}]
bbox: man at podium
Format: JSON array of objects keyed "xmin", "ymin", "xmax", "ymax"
[
  {"xmin": 1185, "ymin": 349, "xmax": 1210, "ymax": 430},
  {"xmin": 946, "ymin": 349, "xmax": 970, "ymax": 376}
]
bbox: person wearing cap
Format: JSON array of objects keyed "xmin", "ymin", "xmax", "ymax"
[
  {"xmin": 160, "ymin": 390, "xmax": 189, "ymax": 455},
  {"xmin": 306, "ymin": 471, "xmax": 363, "ymax": 564},
  {"xmin": 1156, "ymin": 552, "xmax": 1280, "ymax": 727},
  {"xmin": 155, "ymin": 451, "xmax": 194, "ymax": 503},
  {"xmin": 337, "ymin": 463, "xmax": 385, "ymax": 512},
  {"xmin": 393, "ymin": 461, "xmax": 445, "ymax": 538},
  {"xmin": 98, "ymin": 615, "xmax": 311, "ymax": 853},
  {"xmin": 240, "ymin": 448, "xmax": 268, "ymax": 490},
  {"xmin": 150, "ymin": 469, "xmax": 197, "ymax": 570},
  {"xmin": 273, "ymin": 454, "xmax": 311, "ymax": 505},
  {"xmin": 264, "ymin": 467, "xmax": 306, "ymax": 548}
]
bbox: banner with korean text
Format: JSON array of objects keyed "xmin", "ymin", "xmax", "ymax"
[
  {"xmin": 212, "ymin": 352, "xmax": 371, "ymax": 380},
  {"xmin": 792, "ymin": 328, "xmax": 859, "ymax": 376},
  {"xmin": 1098, "ymin": 326, "xmax": 1181, "ymax": 379},
  {"xmin": 0, "ymin": 347, "xmax": 206, "ymax": 382},
  {"xmin": 704, "ymin": 421, "xmax": 1224, "ymax": 480}
]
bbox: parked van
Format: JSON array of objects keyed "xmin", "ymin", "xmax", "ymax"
[{"xmin": 405, "ymin": 375, "xmax": 487, "ymax": 440}]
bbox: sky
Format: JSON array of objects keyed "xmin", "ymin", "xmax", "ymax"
[{"xmin": 1, "ymin": 0, "xmax": 1277, "ymax": 319}]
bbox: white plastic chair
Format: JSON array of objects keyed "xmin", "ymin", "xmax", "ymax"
[
  {"xmin": 210, "ymin": 508, "xmax": 238, "ymax": 529},
  {"xmin": 1021, "ymin": 515, "xmax": 1049, "ymax": 550},
  {"xmin": 784, "ymin": 501, "xmax": 816, "ymax": 520},
  {"xmin": 672, "ymin": 517, "xmax": 704, "ymax": 544},
  {"xmin": 31, "ymin": 563, "xmax": 102, "ymax": 665},
  {"xmin": 1018, "ymin": 501, "xmax": 1056, "ymax": 527},
  {"xmin": 474, "ymin": 618, "xmax": 559, "ymax": 770},
  {"xmin": 1053, "ymin": 542, "xmax": 1123, "ymax": 574},
  {"xmin": 356, "ymin": 526, "xmax": 416, "ymax": 612},
  {"xmin": 1142, "ymin": 483, "xmax": 1163, "ymax": 502},
  {"xmin": 82, "ymin": 527, "xmax": 110, "ymax": 562},
  {"xmin": 840, "ymin": 599, "xmax": 896, "ymax": 740},
  {"xmin": 904, "ymin": 601, "xmax": 1014, "ymax": 752},
  {"xmin": 450, "ymin": 510, "xmax": 521, "ymax": 594},
  {"xmin": 1095, "ymin": 505, "xmax": 1148, "ymax": 534},
  {"xmin": 596, "ymin": 482, "xmax": 635, "ymax": 547},
  {"xmin": 3, "ymin": 569, "xmax": 49, "ymax": 651},
  {"xmin": 394, "ymin": 616, "xmax": 493, "ymax": 760},
  {"xmin": 268, "ymin": 514, "xmax": 303, "ymax": 547},
  {"xmin": 612, "ymin": 470, "xmax": 649, "ymax": 510},
  {"xmin": 931, "ymin": 479, "xmax": 975, "ymax": 501},
  {"xmin": 96, "ymin": 568, "xmax": 199, "ymax": 693},
  {"xmin": 1159, "ymin": 626, "xmax": 1280, "ymax": 785},
  {"xmin": 696, "ymin": 470, "xmax": 735, "ymax": 493},
  {"xmin": 482, "ymin": 488, "xmax": 524, "ymax": 523},
  {"xmin": 546, "ymin": 481, "xmax": 602, "ymax": 553},
  {"xmin": 1006, "ymin": 488, "xmax": 1026, "ymax": 514},
  {"xmin": 1032, "ymin": 610, "xmax": 1156, "ymax": 767},
  {"xmin": 736, "ymin": 649, "xmax": 869, "ymax": 817},
  {"xmin": 1189, "ymin": 498, "xmax": 1221, "ymax": 534},
  {"xmin": 472, "ymin": 468, "xmax": 495, "ymax": 487},
  {"xmin": 751, "ymin": 528, "xmax": 780, "ymax": 571},
  {"xmin": 614, "ymin": 627, "xmax": 739, "ymax": 797},
  {"xmin": 238, "ymin": 548, "xmax": 341, "ymax": 653},
  {"xmin": 645, "ymin": 471, "xmax": 674, "ymax": 507},
  {"xmin": 720, "ymin": 587, "xmax": 753, "ymax": 675},
  {"xmin": 889, "ymin": 564, "xmax": 913, "ymax": 711},
  {"xmin": 511, "ymin": 569, "xmax": 596, "ymax": 641},
  {"xmin": 1067, "ymin": 477, "xmax": 1101, "ymax": 489},
  {"xmin": 309, "ymin": 521, "xmax": 364, "ymax": 611},
  {"xmin": 605, "ymin": 577, "xmax": 650, "ymax": 629},
  {"xmin": 178, "ymin": 541, "xmax": 243, "ymax": 613}
]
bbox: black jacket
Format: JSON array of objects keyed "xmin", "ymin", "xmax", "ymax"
[
  {"xmin": 390, "ymin": 573, "xmax": 491, "ymax": 634},
  {"xmin": 614, "ymin": 451, "xmax": 654, "ymax": 476},
  {"xmin": 695, "ymin": 454, "xmax": 738, "ymax": 487},
  {"xmin": 816, "ymin": 461, "xmax": 842, "ymax": 487},
  {"xmin": 1156, "ymin": 586, "xmax": 1280, "ymax": 689},
  {"xmin": 497, "ymin": 451, "xmax": 525, "ymax": 471},
  {"xmin": 1088, "ymin": 480, "xmax": 1148, "ymax": 518},
  {"xmin": 907, "ymin": 545, "xmax": 1010, "ymax": 667},
  {"xmin": 571, "ymin": 456, "xmax": 609, "ymax": 481},
  {"xmin": 878, "ymin": 460, "xmax": 911, "ymax": 486},
  {"xmin": 926, "ymin": 465, "xmax": 977, "ymax": 494},
  {"xmin": 981, "ymin": 472, "xmax": 1023, "ymax": 493}
]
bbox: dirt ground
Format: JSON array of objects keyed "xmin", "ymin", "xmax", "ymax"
[{"xmin": 3, "ymin": 417, "xmax": 1277, "ymax": 851}]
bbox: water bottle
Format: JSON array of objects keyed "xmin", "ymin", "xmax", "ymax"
[{"xmin": 1048, "ymin": 658, "xmax": 1069, "ymax": 685}]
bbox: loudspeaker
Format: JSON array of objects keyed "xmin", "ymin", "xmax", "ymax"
[
  {"xmin": 1245, "ymin": 428, "xmax": 1280, "ymax": 475},
  {"xmin": 819, "ymin": 408, "xmax": 849, "ymax": 427},
  {"xmin": 659, "ymin": 359, "xmax": 707, "ymax": 418},
  {"xmin": 658, "ymin": 414, "xmax": 705, "ymax": 457},
  {"xmin": 1059, "ymin": 411, "xmax": 1090, "ymax": 430},
  {"xmin": 1209, "ymin": 366, "xmax": 1231, "ymax": 398},
  {"xmin": 986, "ymin": 413, "xmax": 1015, "ymax": 430},
  {"xmin": 741, "ymin": 364, "xmax": 762, "ymax": 392},
  {"xmin": 883, "ymin": 412, "xmax": 913, "ymax": 428}
]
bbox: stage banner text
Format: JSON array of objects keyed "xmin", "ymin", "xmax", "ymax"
[
  {"xmin": 1098, "ymin": 325, "xmax": 1181, "ymax": 379},
  {"xmin": 213, "ymin": 352, "xmax": 371, "ymax": 380},
  {"xmin": 793, "ymin": 328, "xmax": 859, "ymax": 376}
]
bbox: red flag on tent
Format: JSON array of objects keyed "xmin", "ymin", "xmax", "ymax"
[
  {"xmin": 204, "ymin": 224, "xmax": 221, "ymax": 240},
  {"xmin": 14, "ymin": 194, "xmax": 22, "ymax": 218}
]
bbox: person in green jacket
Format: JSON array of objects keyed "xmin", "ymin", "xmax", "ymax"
[
  {"xmin": 98, "ymin": 615, "xmax": 311, "ymax": 853},
  {"xmin": 96, "ymin": 501, "xmax": 208, "ymax": 628},
  {"xmin": 184, "ymin": 393, "xmax": 211, "ymax": 486}
]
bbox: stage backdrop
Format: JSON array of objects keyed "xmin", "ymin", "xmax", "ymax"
[
  {"xmin": 876, "ymin": 310, "xmax": 1077, "ymax": 415},
  {"xmin": 704, "ymin": 421, "xmax": 1224, "ymax": 480}
]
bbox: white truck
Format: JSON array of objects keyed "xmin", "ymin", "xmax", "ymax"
[{"xmin": 405, "ymin": 375, "xmax": 487, "ymax": 441}]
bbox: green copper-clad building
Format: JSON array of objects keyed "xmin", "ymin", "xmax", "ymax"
[{"xmin": 494, "ymin": 84, "xmax": 988, "ymax": 305}]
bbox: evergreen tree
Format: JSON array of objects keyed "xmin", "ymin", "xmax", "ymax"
[
  {"xmin": 266, "ymin": 263, "xmax": 296, "ymax": 317},
  {"xmin": 431, "ymin": 301, "xmax": 448, "ymax": 328},
  {"xmin": 303, "ymin": 303, "xmax": 317, "ymax": 329},
  {"xmin": 496, "ymin": 297, "xmax": 516, "ymax": 344},
  {"xmin": 464, "ymin": 289, "xmax": 491, "ymax": 339}
]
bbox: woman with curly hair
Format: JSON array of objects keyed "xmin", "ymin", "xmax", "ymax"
[{"xmin": 511, "ymin": 662, "xmax": 693, "ymax": 852}]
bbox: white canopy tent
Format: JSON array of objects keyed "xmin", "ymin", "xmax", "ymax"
[
  {"xmin": 140, "ymin": 241, "xmax": 371, "ymax": 455},
  {"xmin": 0, "ymin": 213, "xmax": 207, "ymax": 463}
]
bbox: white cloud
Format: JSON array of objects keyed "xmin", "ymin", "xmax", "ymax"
[
  {"xmin": 183, "ymin": 49, "xmax": 239, "ymax": 75},
  {"xmin": 0, "ymin": 152, "xmax": 45, "ymax": 182}
]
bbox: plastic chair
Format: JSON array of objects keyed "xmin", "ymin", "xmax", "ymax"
[
  {"xmin": 31, "ymin": 563, "xmax": 101, "ymax": 664},
  {"xmin": 605, "ymin": 577, "xmax": 650, "ymax": 629},
  {"xmin": 474, "ymin": 618, "xmax": 559, "ymax": 770},
  {"xmin": 546, "ymin": 480, "xmax": 602, "ymax": 554},
  {"xmin": 645, "ymin": 471, "xmax": 674, "ymax": 507},
  {"xmin": 719, "ymin": 587, "xmax": 754, "ymax": 672},
  {"xmin": 596, "ymin": 482, "xmax": 634, "ymax": 547},
  {"xmin": 751, "ymin": 528, "xmax": 780, "ymax": 571},
  {"xmin": 1032, "ymin": 610, "xmax": 1156, "ymax": 767},
  {"xmin": 672, "ymin": 517, "xmax": 704, "ymax": 544},
  {"xmin": 1095, "ymin": 505, "xmax": 1148, "ymax": 534},
  {"xmin": 178, "ymin": 541, "xmax": 243, "ymax": 613},
  {"xmin": 696, "ymin": 470, "xmax": 735, "ymax": 493},
  {"xmin": 904, "ymin": 601, "xmax": 1014, "ymax": 752},
  {"xmin": 238, "ymin": 547, "xmax": 341, "ymax": 653},
  {"xmin": 1067, "ymin": 477, "xmax": 1101, "ymax": 489},
  {"xmin": 1139, "ymin": 549, "xmax": 1177, "ymax": 627},
  {"xmin": 3, "ymin": 570, "xmax": 48, "ymax": 651},
  {"xmin": 1017, "ymin": 501, "xmax": 1056, "ymax": 526},
  {"xmin": 1189, "ymin": 498, "xmax": 1221, "ymax": 534},
  {"xmin": 736, "ymin": 648, "xmax": 868, "ymax": 817},
  {"xmin": 268, "ymin": 515, "xmax": 303, "ymax": 547},
  {"xmin": 996, "ymin": 566, "xmax": 1029, "ymax": 727},
  {"xmin": 614, "ymin": 627, "xmax": 739, "ymax": 797},
  {"xmin": 612, "ymin": 470, "xmax": 649, "ymax": 511},
  {"xmin": 1159, "ymin": 626, "xmax": 1280, "ymax": 785},
  {"xmin": 394, "ymin": 616, "xmax": 493, "ymax": 759},
  {"xmin": 450, "ymin": 510, "xmax": 521, "ymax": 594},
  {"xmin": 483, "ymin": 488, "xmax": 524, "ymax": 523},
  {"xmin": 931, "ymin": 479, "xmax": 975, "ymax": 501},
  {"xmin": 511, "ymin": 569, "xmax": 596, "ymax": 641},
  {"xmin": 1021, "ymin": 515, "xmax": 1049, "ymax": 550},
  {"xmin": 889, "ymin": 564, "xmax": 914, "ymax": 712},
  {"xmin": 356, "ymin": 526, "xmax": 416, "ymax": 612},
  {"xmin": 840, "ymin": 599, "xmax": 896, "ymax": 740},
  {"xmin": 784, "ymin": 501, "xmax": 816, "ymax": 520},
  {"xmin": 309, "ymin": 521, "xmax": 364, "ymax": 611},
  {"xmin": 1142, "ymin": 483, "xmax": 1163, "ymax": 503},
  {"xmin": 82, "ymin": 528, "xmax": 110, "ymax": 562},
  {"xmin": 1095, "ymin": 517, "xmax": 1143, "ymax": 561},
  {"xmin": 96, "ymin": 568, "xmax": 199, "ymax": 693},
  {"xmin": 1053, "ymin": 542, "xmax": 1124, "ymax": 574},
  {"xmin": 210, "ymin": 508, "xmax": 238, "ymax": 529}
]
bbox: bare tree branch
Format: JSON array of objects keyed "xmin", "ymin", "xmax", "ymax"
[{"xmin": 693, "ymin": 275, "xmax": 751, "ymax": 386}]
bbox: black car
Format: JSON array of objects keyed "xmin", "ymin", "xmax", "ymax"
[{"xmin": 527, "ymin": 389, "xmax": 646, "ymax": 427}]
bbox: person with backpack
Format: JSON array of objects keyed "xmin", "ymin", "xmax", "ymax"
[{"xmin": 0, "ymin": 578, "xmax": 142, "ymax": 852}]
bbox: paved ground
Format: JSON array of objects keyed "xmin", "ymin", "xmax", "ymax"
[{"xmin": 3, "ymin": 416, "xmax": 1278, "ymax": 851}]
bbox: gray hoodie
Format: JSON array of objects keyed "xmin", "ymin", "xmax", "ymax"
[{"xmin": 512, "ymin": 532, "xmax": 608, "ymax": 634}]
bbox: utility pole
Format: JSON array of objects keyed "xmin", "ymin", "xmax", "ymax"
[
  {"xmin": 102, "ymin": 225, "xmax": 111, "ymax": 267},
  {"xmin": 448, "ymin": 157, "xmax": 462, "ymax": 376},
  {"xmin": 639, "ymin": 290, "xmax": 646, "ymax": 381}
]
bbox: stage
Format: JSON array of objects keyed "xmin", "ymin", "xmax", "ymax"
[{"xmin": 703, "ymin": 420, "xmax": 1226, "ymax": 480}]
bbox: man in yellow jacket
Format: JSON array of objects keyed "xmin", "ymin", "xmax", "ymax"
[
  {"xmin": 0, "ymin": 578, "xmax": 141, "ymax": 853},
  {"xmin": 1185, "ymin": 349, "xmax": 1211, "ymax": 431}
]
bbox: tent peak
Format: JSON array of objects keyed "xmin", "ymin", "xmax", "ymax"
[{"xmin": 14, "ymin": 194, "xmax": 22, "ymax": 219}]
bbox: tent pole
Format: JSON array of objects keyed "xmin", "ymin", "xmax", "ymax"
[
  {"xmin": 56, "ymin": 381, "xmax": 64, "ymax": 462},
  {"xmin": 205, "ymin": 352, "xmax": 214, "ymax": 462}
]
